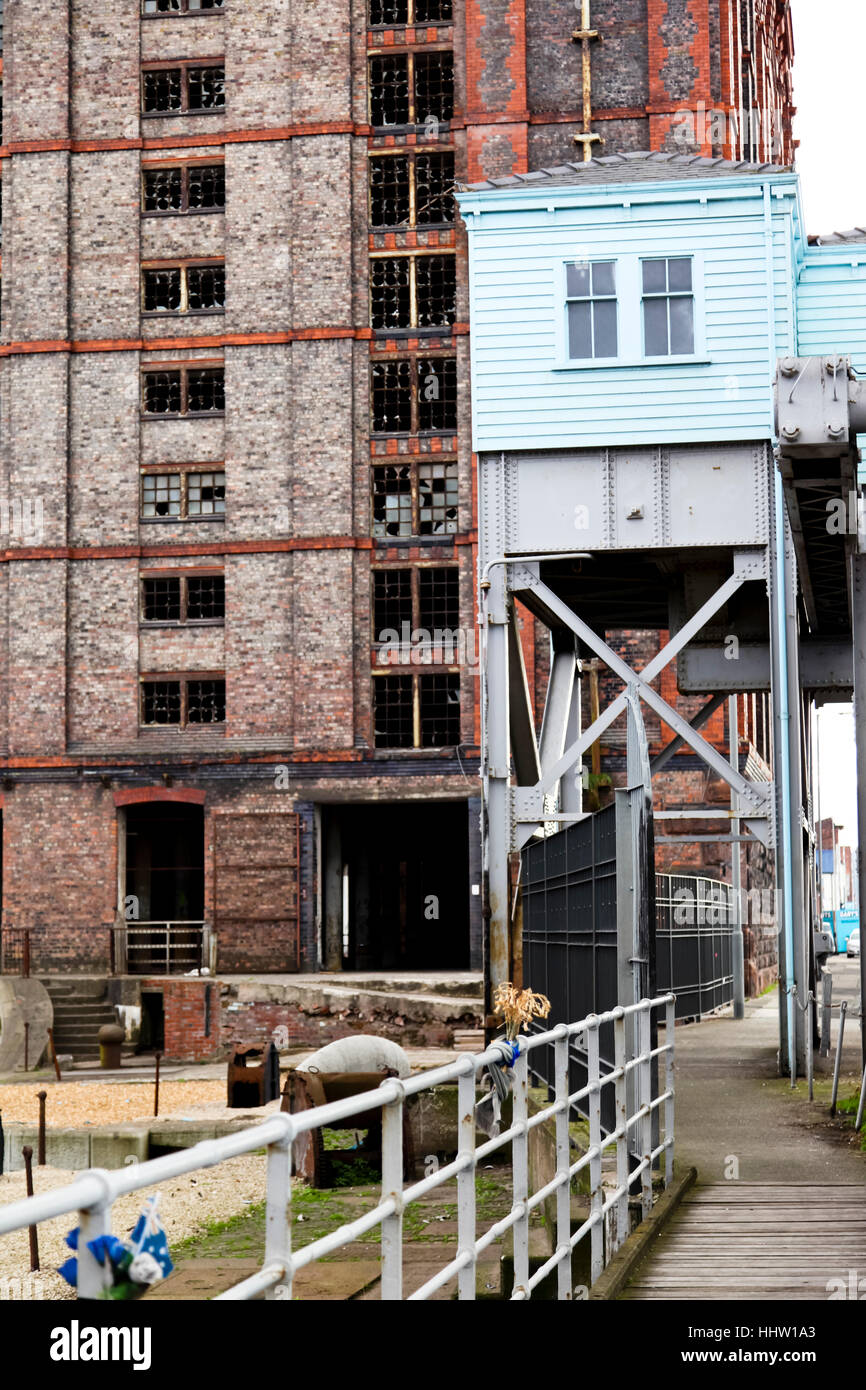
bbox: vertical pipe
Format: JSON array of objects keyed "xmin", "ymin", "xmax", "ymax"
[
  {"xmin": 457, "ymin": 1064, "xmax": 478, "ymax": 1301},
  {"xmin": 37, "ymin": 1091, "xmax": 47, "ymax": 1166},
  {"xmin": 729, "ymin": 696, "xmax": 745, "ymax": 1018},
  {"xmin": 665, "ymin": 996, "xmax": 676, "ymax": 1187},
  {"xmin": 22, "ymin": 1146, "xmax": 39, "ymax": 1272},
  {"xmin": 612, "ymin": 1010, "xmax": 629, "ymax": 1252},
  {"xmin": 806, "ymin": 993, "xmax": 814, "ymax": 1102},
  {"xmin": 380, "ymin": 1088, "xmax": 404, "ymax": 1301},
  {"xmin": 511, "ymin": 1049, "xmax": 530, "ymax": 1297},
  {"xmin": 48, "ymin": 1030, "xmax": 62, "ymax": 1083},
  {"xmin": 23, "ymin": 931, "xmax": 30, "ymax": 980},
  {"xmin": 264, "ymin": 1132, "xmax": 291, "ymax": 1301},
  {"xmin": 78, "ymin": 1193, "xmax": 114, "ymax": 1300},
  {"xmin": 553, "ymin": 1028, "xmax": 571, "ymax": 1300},
  {"xmin": 638, "ymin": 1006, "xmax": 653, "ymax": 1219},
  {"xmin": 23, "ymin": 1022, "xmax": 29, "ymax": 1074},
  {"xmin": 820, "ymin": 972, "xmax": 832, "ymax": 1059},
  {"xmin": 830, "ymin": 999, "xmax": 847, "ymax": 1116},
  {"xmin": 586, "ymin": 1021, "xmax": 604, "ymax": 1284}
]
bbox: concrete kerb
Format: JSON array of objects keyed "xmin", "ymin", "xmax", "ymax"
[{"xmin": 587, "ymin": 1166, "xmax": 698, "ymax": 1300}]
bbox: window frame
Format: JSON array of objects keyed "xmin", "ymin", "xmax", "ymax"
[
  {"xmin": 370, "ymin": 353, "xmax": 457, "ymax": 435},
  {"xmin": 140, "ymin": 361, "xmax": 225, "ymax": 418},
  {"xmin": 563, "ymin": 258, "xmax": 619, "ymax": 365},
  {"xmin": 140, "ymin": 465, "xmax": 226, "ymax": 522},
  {"xmin": 141, "ymin": 60, "xmax": 226, "ymax": 118},
  {"xmin": 371, "ymin": 562, "xmax": 461, "ymax": 663},
  {"xmin": 139, "ymin": 672, "xmax": 227, "ymax": 729},
  {"xmin": 367, "ymin": 48, "xmax": 454, "ymax": 130},
  {"xmin": 367, "ymin": 0, "xmax": 453, "ymax": 27},
  {"xmin": 140, "ymin": 568, "xmax": 225, "ymax": 627},
  {"xmin": 640, "ymin": 255, "xmax": 698, "ymax": 359},
  {"xmin": 142, "ymin": 0, "xmax": 225, "ymax": 16},
  {"xmin": 372, "ymin": 457, "xmax": 459, "ymax": 539},
  {"xmin": 141, "ymin": 159, "xmax": 225, "ymax": 217},
  {"xmin": 555, "ymin": 251, "xmax": 707, "ymax": 370},
  {"xmin": 369, "ymin": 249, "xmax": 457, "ymax": 333},
  {"xmin": 368, "ymin": 148, "xmax": 456, "ymax": 229},
  {"xmin": 371, "ymin": 669, "xmax": 461, "ymax": 749},
  {"xmin": 141, "ymin": 258, "xmax": 226, "ymax": 317}
]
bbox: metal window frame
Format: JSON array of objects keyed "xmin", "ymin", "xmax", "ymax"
[
  {"xmin": 140, "ymin": 258, "xmax": 226, "ymax": 316},
  {"xmin": 140, "ymin": 464, "xmax": 226, "ymax": 522},
  {"xmin": 640, "ymin": 255, "xmax": 696, "ymax": 358},
  {"xmin": 371, "ymin": 454, "xmax": 459, "ymax": 537},
  {"xmin": 140, "ymin": 568, "xmax": 225, "ymax": 626},
  {"xmin": 367, "ymin": 47, "xmax": 453, "ymax": 128},
  {"xmin": 371, "ymin": 664, "xmax": 460, "ymax": 749},
  {"xmin": 370, "ymin": 352, "xmax": 457, "ymax": 434},
  {"xmin": 368, "ymin": 0, "xmax": 454, "ymax": 27},
  {"xmin": 142, "ymin": 0, "xmax": 224, "ymax": 16},
  {"xmin": 141, "ymin": 158, "xmax": 226, "ymax": 217},
  {"xmin": 371, "ymin": 561, "xmax": 460, "ymax": 650},
  {"xmin": 369, "ymin": 249, "xmax": 457, "ymax": 331},
  {"xmin": 140, "ymin": 360, "xmax": 225, "ymax": 417},
  {"xmin": 367, "ymin": 148, "xmax": 456, "ymax": 229},
  {"xmin": 139, "ymin": 671, "xmax": 226, "ymax": 728},
  {"xmin": 140, "ymin": 59, "xmax": 226, "ymax": 117}
]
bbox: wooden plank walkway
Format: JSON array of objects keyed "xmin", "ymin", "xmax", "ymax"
[{"xmin": 622, "ymin": 1184, "xmax": 866, "ymax": 1300}]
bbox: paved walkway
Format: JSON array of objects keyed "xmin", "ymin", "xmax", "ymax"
[{"xmin": 623, "ymin": 964, "xmax": 866, "ymax": 1299}]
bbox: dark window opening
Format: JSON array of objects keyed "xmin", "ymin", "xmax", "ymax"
[
  {"xmin": 417, "ymin": 355, "xmax": 456, "ymax": 429},
  {"xmin": 142, "ymin": 680, "xmax": 182, "ymax": 724},
  {"xmin": 414, "ymin": 51, "xmax": 454, "ymax": 124},
  {"xmin": 372, "ymin": 458, "xmax": 458, "ymax": 537},
  {"xmin": 419, "ymin": 672, "xmax": 460, "ymax": 746},
  {"xmin": 370, "ymin": 257, "xmax": 411, "ymax": 330},
  {"xmin": 373, "ymin": 563, "xmax": 459, "ymax": 652},
  {"xmin": 125, "ymin": 801, "xmax": 204, "ymax": 926},
  {"xmin": 370, "ymin": 355, "xmax": 456, "ymax": 433},
  {"xmin": 187, "ymin": 263, "xmax": 225, "ymax": 311},
  {"xmin": 142, "ymin": 63, "xmax": 225, "ymax": 115},
  {"xmin": 369, "ymin": 0, "xmax": 452, "ymax": 22},
  {"xmin": 370, "ymin": 255, "xmax": 456, "ymax": 330},
  {"xmin": 369, "ymin": 0, "xmax": 408, "ymax": 22},
  {"xmin": 372, "ymin": 671, "xmax": 460, "ymax": 748},
  {"xmin": 141, "ymin": 573, "xmax": 224, "ymax": 624},
  {"xmin": 188, "ymin": 163, "xmax": 225, "ymax": 209},
  {"xmin": 369, "ymin": 54, "xmax": 410, "ymax": 127},
  {"xmin": 371, "ymin": 359, "xmax": 412, "ymax": 432},
  {"xmin": 187, "ymin": 679, "xmax": 226, "ymax": 724},
  {"xmin": 369, "ymin": 151, "xmax": 454, "ymax": 228},
  {"xmin": 143, "ymin": 371, "xmax": 183, "ymax": 415},
  {"xmin": 188, "ymin": 65, "xmax": 225, "ymax": 110},
  {"xmin": 143, "ymin": 0, "xmax": 224, "ymax": 11},
  {"xmin": 368, "ymin": 51, "xmax": 453, "ymax": 129},
  {"xmin": 141, "ymin": 677, "xmax": 226, "ymax": 726},
  {"xmin": 144, "ymin": 167, "xmax": 184, "ymax": 213},
  {"xmin": 373, "ymin": 674, "xmax": 414, "ymax": 748},
  {"xmin": 373, "ymin": 569, "xmax": 413, "ymax": 637},
  {"xmin": 143, "ymin": 163, "xmax": 224, "ymax": 215},
  {"xmin": 415, "ymin": 152, "xmax": 455, "ymax": 224},
  {"xmin": 187, "ymin": 574, "xmax": 225, "ymax": 621},
  {"xmin": 141, "ymin": 367, "xmax": 224, "ymax": 416},
  {"xmin": 416, "ymin": 255, "xmax": 457, "ymax": 327},
  {"xmin": 418, "ymin": 565, "xmax": 458, "ymax": 631},
  {"xmin": 142, "ymin": 577, "xmax": 182, "ymax": 623},
  {"xmin": 143, "ymin": 267, "xmax": 182, "ymax": 313},
  {"xmin": 370, "ymin": 156, "xmax": 411, "ymax": 227}
]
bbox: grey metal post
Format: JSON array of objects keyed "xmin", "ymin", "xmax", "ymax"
[
  {"xmin": 851, "ymin": 554, "xmax": 866, "ymax": 1074},
  {"xmin": 483, "ymin": 563, "xmax": 512, "ymax": 1002},
  {"xmin": 820, "ymin": 972, "xmax": 832, "ymax": 1059},
  {"xmin": 830, "ymin": 998, "xmax": 847, "ymax": 1116},
  {"xmin": 784, "ymin": 529, "xmax": 809, "ymax": 1076},
  {"xmin": 457, "ymin": 1063, "xmax": 477, "ymax": 1300},
  {"xmin": 553, "ymin": 1028, "xmax": 572, "ymax": 1300},
  {"xmin": 729, "ymin": 696, "xmax": 745, "ymax": 1019}
]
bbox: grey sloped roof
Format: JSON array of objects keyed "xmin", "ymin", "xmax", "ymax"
[
  {"xmin": 460, "ymin": 150, "xmax": 791, "ymax": 193},
  {"xmin": 808, "ymin": 229, "xmax": 866, "ymax": 246}
]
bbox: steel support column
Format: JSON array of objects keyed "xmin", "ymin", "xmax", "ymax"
[{"xmin": 852, "ymin": 554, "xmax": 866, "ymax": 1073}]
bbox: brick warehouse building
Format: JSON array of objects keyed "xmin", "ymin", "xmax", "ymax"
[{"xmin": 0, "ymin": 2, "xmax": 793, "ymax": 1001}]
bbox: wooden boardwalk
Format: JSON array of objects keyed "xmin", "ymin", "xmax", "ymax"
[{"xmin": 622, "ymin": 1184, "xmax": 866, "ymax": 1300}]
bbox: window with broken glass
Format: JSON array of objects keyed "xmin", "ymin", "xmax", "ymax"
[
  {"xmin": 141, "ymin": 470, "xmax": 225, "ymax": 521},
  {"xmin": 141, "ymin": 676, "xmax": 226, "ymax": 726},
  {"xmin": 141, "ymin": 366, "xmax": 225, "ymax": 416},
  {"xmin": 372, "ymin": 671, "xmax": 460, "ymax": 747},
  {"xmin": 370, "ymin": 254, "xmax": 456, "ymax": 330},
  {"xmin": 368, "ymin": 50, "xmax": 453, "ymax": 128},
  {"xmin": 372, "ymin": 459, "xmax": 458, "ymax": 538},
  {"xmin": 141, "ymin": 573, "xmax": 224, "ymax": 625},
  {"xmin": 369, "ymin": 0, "xmax": 453, "ymax": 24},
  {"xmin": 142, "ymin": 163, "xmax": 225, "ymax": 215},
  {"xmin": 143, "ymin": 0, "xmax": 224, "ymax": 13},
  {"xmin": 369, "ymin": 151, "xmax": 454, "ymax": 227},
  {"xmin": 142, "ymin": 262, "xmax": 225, "ymax": 315},
  {"xmin": 142, "ymin": 62, "xmax": 225, "ymax": 115},
  {"xmin": 372, "ymin": 564, "xmax": 459, "ymax": 659},
  {"xmin": 371, "ymin": 356, "xmax": 456, "ymax": 433}
]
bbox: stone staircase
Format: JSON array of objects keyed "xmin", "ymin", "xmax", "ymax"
[{"xmin": 43, "ymin": 978, "xmax": 119, "ymax": 1060}]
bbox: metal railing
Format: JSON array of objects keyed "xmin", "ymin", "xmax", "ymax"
[
  {"xmin": 118, "ymin": 922, "xmax": 212, "ymax": 976},
  {"xmin": 0, "ymin": 994, "xmax": 674, "ymax": 1302}
]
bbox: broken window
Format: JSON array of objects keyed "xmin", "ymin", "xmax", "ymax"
[
  {"xmin": 372, "ymin": 671, "xmax": 460, "ymax": 747},
  {"xmin": 419, "ymin": 672, "xmax": 460, "ymax": 746},
  {"xmin": 368, "ymin": 0, "xmax": 452, "ymax": 22},
  {"xmin": 142, "ymin": 577, "xmax": 182, "ymax": 623},
  {"xmin": 369, "ymin": 50, "xmax": 453, "ymax": 128},
  {"xmin": 370, "ymin": 355, "xmax": 455, "ymax": 433},
  {"xmin": 373, "ymin": 569, "xmax": 413, "ymax": 639},
  {"xmin": 372, "ymin": 458, "xmax": 458, "ymax": 537},
  {"xmin": 141, "ymin": 572, "xmax": 224, "ymax": 624},
  {"xmin": 141, "ymin": 676, "xmax": 226, "ymax": 726},
  {"xmin": 414, "ymin": 51, "xmax": 454, "ymax": 125},
  {"xmin": 370, "ymin": 256, "xmax": 455, "ymax": 331},
  {"xmin": 142, "ymin": 63, "xmax": 225, "ymax": 115},
  {"xmin": 141, "ymin": 365, "xmax": 225, "ymax": 416},
  {"xmin": 143, "ymin": 163, "xmax": 224, "ymax": 215},
  {"xmin": 415, "ymin": 255, "xmax": 456, "ymax": 327},
  {"xmin": 141, "ymin": 469, "xmax": 225, "ymax": 520},
  {"xmin": 369, "ymin": 151, "xmax": 453, "ymax": 228},
  {"xmin": 142, "ymin": 263, "xmax": 225, "ymax": 315},
  {"xmin": 143, "ymin": 0, "xmax": 223, "ymax": 11},
  {"xmin": 418, "ymin": 566, "xmax": 458, "ymax": 631}
]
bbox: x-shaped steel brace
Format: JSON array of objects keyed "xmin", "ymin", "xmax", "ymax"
[{"xmin": 509, "ymin": 554, "xmax": 771, "ymax": 832}]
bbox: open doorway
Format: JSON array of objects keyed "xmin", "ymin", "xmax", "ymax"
[
  {"xmin": 123, "ymin": 803, "xmax": 205, "ymax": 973},
  {"xmin": 326, "ymin": 801, "xmax": 470, "ymax": 971}
]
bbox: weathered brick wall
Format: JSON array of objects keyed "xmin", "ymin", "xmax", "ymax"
[{"xmin": 144, "ymin": 977, "xmax": 221, "ymax": 1063}]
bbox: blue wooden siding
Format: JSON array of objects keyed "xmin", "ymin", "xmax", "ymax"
[
  {"xmin": 797, "ymin": 251, "xmax": 866, "ymax": 373},
  {"xmin": 459, "ymin": 175, "xmax": 802, "ymax": 453}
]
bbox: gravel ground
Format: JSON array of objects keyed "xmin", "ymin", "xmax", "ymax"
[
  {"xmin": 0, "ymin": 1153, "xmax": 268, "ymax": 1300},
  {"xmin": 0, "ymin": 1080, "xmax": 228, "ymax": 1127}
]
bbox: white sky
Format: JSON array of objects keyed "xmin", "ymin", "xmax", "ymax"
[
  {"xmin": 790, "ymin": 0, "xmax": 866, "ymax": 236},
  {"xmin": 789, "ymin": 2, "xmax": 861, "ymax": 849}
]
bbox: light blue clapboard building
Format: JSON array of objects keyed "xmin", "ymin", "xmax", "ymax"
[{"xmin": 455, "ymin": 152, "xmax": 866, "ymax": 1076}]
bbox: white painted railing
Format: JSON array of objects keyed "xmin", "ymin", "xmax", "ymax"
[{"xmin": 0, "ymin": 994, "xmax": 675, "ymax": 1301}]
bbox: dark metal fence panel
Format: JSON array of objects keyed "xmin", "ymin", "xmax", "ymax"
[
  {"xmin": 655, "ymin": 873, "xmax": 735, "ymax": 1020},
  {"xmin": 523, "ymin": 804, "xmax": 618, "ymax": 1129}
]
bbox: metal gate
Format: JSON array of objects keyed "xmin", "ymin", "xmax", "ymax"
[{"xmin": 655, "ymin": 873, "xmax": 735, "ymax": 1020}]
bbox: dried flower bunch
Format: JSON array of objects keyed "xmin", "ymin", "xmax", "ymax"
[{"xmin": 493, "ymin": 982, "xmax": 552, "ymax": 1042}]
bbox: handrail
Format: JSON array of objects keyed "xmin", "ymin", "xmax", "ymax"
[{"xmin": 0, "ymin": 993, "xmax": 676, "ymax": 1302}]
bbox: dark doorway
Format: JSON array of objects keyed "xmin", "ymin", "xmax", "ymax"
[
  {"xmin": 125, "ymin": 802, "xmax": 204, "ymax": 921},
  {"xmin": 335, "ymin": 801, "xmax": 469, "ymax": 970}
]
